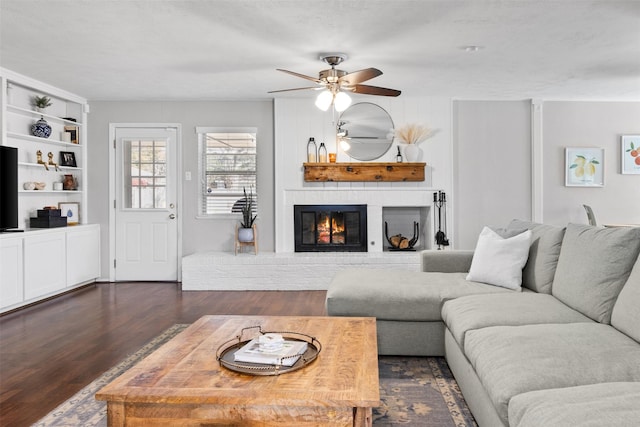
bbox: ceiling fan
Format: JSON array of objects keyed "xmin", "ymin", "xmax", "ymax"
[{"xmin": 269, "ymin": 53, "xmax": 401, "ymax": 111}]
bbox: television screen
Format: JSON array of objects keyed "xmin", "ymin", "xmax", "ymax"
[{"xmin": 0, "ymin": 146, "xmax": 19, "ymax": 231}]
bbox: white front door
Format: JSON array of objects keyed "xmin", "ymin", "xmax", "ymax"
[{"xmin": 114, "ymin": 127, "xmax": 179, "ymax": 281}]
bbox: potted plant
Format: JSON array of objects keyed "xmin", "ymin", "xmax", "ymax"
[
  {"xmin": 32, "ymin": 95, "xmax": 53, "ymax": 113},
  {"xmin": 238, "ymin": 186, "xmax": 257, "ymax": 242}
]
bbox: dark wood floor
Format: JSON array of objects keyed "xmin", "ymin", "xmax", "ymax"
[{"xmin": 0, "ymin": 282, "xmax": 328, "ymax": 426}]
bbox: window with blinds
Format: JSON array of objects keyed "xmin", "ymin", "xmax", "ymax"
[{"xmin": 197, "ymin": 128, "xmax": 257, "ymax": 216}]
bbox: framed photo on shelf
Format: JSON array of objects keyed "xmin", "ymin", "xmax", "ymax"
[
  {"xmin": 621, "ymin": 135, "xmax": 640, "ymax": 175},
  {"xmin": 58, "ymin": 202, "xmax": 79, "ymax": 225},
  {"xmin": 64, "ymin": 125, "xmax": 79, "ymax": 144},
  {"xmin": 59, "ymin": 151, "xmax": 77, "ymax": 167},
  {"xmin": 565, "ymin": 147, "xmax": 604, "ymax": 187}
]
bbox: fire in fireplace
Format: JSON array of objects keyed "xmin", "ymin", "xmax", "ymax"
[{"xmin": 294, "ymin": 205, "xmax": 367, "ymax": 252}]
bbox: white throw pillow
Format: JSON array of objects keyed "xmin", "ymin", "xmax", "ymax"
[{"xmin": 466, "ymin": 226, "xmax": 532, "ymax": 290}]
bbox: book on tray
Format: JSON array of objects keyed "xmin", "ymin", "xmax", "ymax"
[{"xmin": 234, "ymin": 338, "xmax": 308, "ymax": 366}]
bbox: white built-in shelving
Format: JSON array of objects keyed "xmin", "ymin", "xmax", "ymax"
[
  {"xmin": 0, "ymin": 68, "xmax": 99, "ymax": 313},
  {"xmin": 1, "ymin": 67, "xmax": 89, "ymax": 229}
]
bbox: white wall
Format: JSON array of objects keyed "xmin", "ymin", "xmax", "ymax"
[
  {"xmin": 542, "ymin": 101, "xmax": 640, "ymax": 226},
  {"xmin": 87, "ymin": 97, "xmax": 640, "ymax": 277},
  {"xmin": 453, "ymin": 100, "xmax": 533, "ymax": 249},
  {"xmin": 87, "ymin": 101, "xmax": 274, "ymax": 278}
]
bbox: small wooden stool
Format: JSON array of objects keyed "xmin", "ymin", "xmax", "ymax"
[{"xmin": 235, "ymin": 224, "xmax": 258, "ymax": 255}]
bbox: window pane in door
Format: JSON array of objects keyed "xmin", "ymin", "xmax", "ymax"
[{"xmin": 123, "ymin": 139, "xmax": 168, "ymax": 209}]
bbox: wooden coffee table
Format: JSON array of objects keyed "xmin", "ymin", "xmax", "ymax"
[{"xmin": 96, "ymin": 315, "xmax": 379, "ymax": 426}]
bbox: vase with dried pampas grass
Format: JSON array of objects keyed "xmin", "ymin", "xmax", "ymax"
[{"xmin": 394, "ymin": 124, "xmax": 437, "ymax": 162}]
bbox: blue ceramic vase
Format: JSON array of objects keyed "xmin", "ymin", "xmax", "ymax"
[{"xmin": 31, "ymin": 116, "xmax": 52, "ymax": 138}]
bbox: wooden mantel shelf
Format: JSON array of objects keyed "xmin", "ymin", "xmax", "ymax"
[{"xmin": 304, "ymin": 162, "xmax": 426, "ymax": 182}]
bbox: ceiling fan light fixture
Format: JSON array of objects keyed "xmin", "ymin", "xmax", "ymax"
[
  {"xmin": 315, "ymin": 90, "xmax": 333, "ymax": 111},
  {"xmin": 334, "ymin": 91, "xmax": 352, "ymax": 112}
]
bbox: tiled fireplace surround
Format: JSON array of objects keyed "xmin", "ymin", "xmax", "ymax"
[{"xmin": 183, "ymin": 186, "xmax": 435, "ymax": 290}]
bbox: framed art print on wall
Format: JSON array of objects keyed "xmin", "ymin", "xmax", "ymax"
[
  {"xmin": 621, "ymin": 135, "xmax": 640, "ymax": 175},
  {"xmin": 565, "ymin": 147, "xmax": 604, "ymax": 187}
]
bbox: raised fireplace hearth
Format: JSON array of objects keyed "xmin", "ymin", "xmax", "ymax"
[{"xmin": 294, "ymin": 204, "xmax": 367, "ymax": 252}]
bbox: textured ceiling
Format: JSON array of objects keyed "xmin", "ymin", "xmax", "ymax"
[{"xmin": 1, "ymin": 0, "xmax": 639, "ymax": 101}]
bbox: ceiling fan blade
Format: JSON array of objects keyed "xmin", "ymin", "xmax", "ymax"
[
  {"xmin": 276, "ymin": 69, "xmax": 323, "ymax": 84},
  {"xmin": 339, "ymin": 68, "xmax": 382, "ymax": 85},
  {"xmin": 268, "ymin": 86, "xmax": 321, "ymax": 94},
  {"xmin": 352, "ymin": 84, "xmax": 401, "ymax": 97}
]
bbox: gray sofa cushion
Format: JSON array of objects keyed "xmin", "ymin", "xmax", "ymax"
[
  {"xmin": 326, "ymin": 268, "xmax": 514, "ymax": 322},
  {"xmin": 507, "ymin": 219, "xmax": 565, "ymax": 294},
  {"xmin": 552, "ymin": 223, "xmax": 640, "ymax": 323},
  {"xmin": 509, "ymin": 382, "xmax": 640, "ymax": 427},
  {"xmin": 441, "ymin": 293, "xmax": 593, "ymax": 347},
  {"xmin": 464, "ymin": 323, "xmax": 640, "ymax": 424},
  {"xmin": 611, "ymin": 254, "xmax": 640, "ymax": 343}
]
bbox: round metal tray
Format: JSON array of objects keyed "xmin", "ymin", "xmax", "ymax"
[{"xmin": 216, "ymin": 326, "xmax": 322, "ymax": 376}]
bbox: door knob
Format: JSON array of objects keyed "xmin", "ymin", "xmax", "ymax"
[{"xmin": 169, "ymin": 214, "xmax": 176, "ymax": 219}]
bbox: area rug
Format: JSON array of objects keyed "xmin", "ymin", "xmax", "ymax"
[{"xmin": 34, "ymin": 325, "xmax": 477, "ymax": 427}]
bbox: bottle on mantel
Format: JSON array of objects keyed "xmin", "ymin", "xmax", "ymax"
[
  {"xmin": 307, "ymin": 137, "xmax": 317, "ymax": 162},
  {"xmin": 396, "ymin": 146, "xmax": 403, "ymax": 162},
  {"xmin": 318, "ymin": 142, "xmax": 328, "ymax": 163}
]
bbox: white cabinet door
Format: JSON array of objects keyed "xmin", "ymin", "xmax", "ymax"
[
  {"xmin": 0, "ymin": 237, "xmax": 24, "ymax": 308},
  {"xmin": 66, "ymin": 225, "xmax": 100, "ymax": 286},
  {"xmin": 24, "ymin": 232, "xmax": 66, "ymax": 300}
]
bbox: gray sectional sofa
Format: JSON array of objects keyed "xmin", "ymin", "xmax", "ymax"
[{"xmin": 326, "ymin": 220, "xmax": 640, "ymax": 426}]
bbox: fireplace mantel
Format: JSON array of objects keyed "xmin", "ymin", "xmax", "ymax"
[{"xmin": 303, "ymin": 162, "xmax": 426, "ymax": 182}]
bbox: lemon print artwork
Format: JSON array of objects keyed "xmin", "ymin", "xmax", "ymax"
[{"xmin": 570, "ymin": 155, "xmax": 599, "ymax": 182}]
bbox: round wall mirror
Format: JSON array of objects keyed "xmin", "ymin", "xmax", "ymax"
[{"xmin": 338, "ymin": 102, "xmax": 394, "ymax": 161}]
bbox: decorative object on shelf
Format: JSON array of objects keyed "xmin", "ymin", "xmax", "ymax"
[
  {"xmin": 64, "ymin": 125, "xmax": 79, "ymax": 144},
  {"xmin": 47, "ymin": 152, "xmax": 59, "ymax": 171},
  {"xmin": 23, "ymin": 182, "xmax": 36, "ymax": 190},
  {"xmin": 565, "ymin": 147, "xmax": 604, "ymax": 187},
  {"xmin": 318, "ymin": 142, "xmax": 328, "ymax": 162},
  {"xmin": 328, "ymin": 152, "xmax": 337, "ymax": 163},
  {"xmin": 34, "ymin": 182, "xmax": 46, "ymax": 190},
  {"xmin": 403, "ymin": 144, "xmax": 420, "ymax": 162},
  {"xmin": 60, "ymin": 131, "xmax": 72, "ymax": 143},
  {"xmin": 216, "ymin": 325, "xmax": 321, "ymax": 376},
  {"xmin": 395, "ymin": 123, "xmax": 438, "ymax": 162},
  {"xmin": 621, "ymin": 135, "xmax": 640, "ymax": 175},
  {"xmin": 434, "ymin": 191, "xmax": 450, "ymax": 250},
  {"xmin": 53, "ymin": 182, "xmax": 63, "ymax": 191},
  {"xmin": 60, "ymin": 151, "xmax": 77, "ymax": 168},
  {"xmin": 396, "ymin": 146, "xmax": 403, "ymax": 162},
  {"xmin": 31, "ymin": 95, "xmax": 52, "ymax": 113},
  {"xmin": 62, "ymin": 174, "xmax": 77, "ymax": 190},
  {"xmin": 385, "ymin": 221, "xmax": 419, "ymax": 250},
  {"xmin": 306, "ymin": 137, "xmax": 317, "ymax": 162},
  {"xmin": 29, "ymin": 208, "xmax": 67, "ymax": 228},
  {"xmin": 31, "ymin": 116, "xmax": 52, "ymax": 138},
  {"xmin": 58, "ymin": 202, "xmax": 79, "ymax": 225},
  {"xmin": 36, "ymin": 150, "xmax": 49, "ymax": 170}
]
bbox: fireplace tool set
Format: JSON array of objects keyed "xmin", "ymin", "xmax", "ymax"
[{"xmin": 434, "ymin": 191, "xmax": 450, "ymax": 250}]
